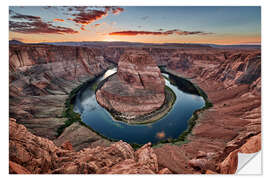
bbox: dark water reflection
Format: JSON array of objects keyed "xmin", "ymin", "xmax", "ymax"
[{"xmin": 74, "ymin": 68, "xmax": 205, "ymax": 145}]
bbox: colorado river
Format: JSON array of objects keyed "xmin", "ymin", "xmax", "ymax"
[{"xmin": 73, "ymin": 68, "xmax": 205, "ymax": 145}]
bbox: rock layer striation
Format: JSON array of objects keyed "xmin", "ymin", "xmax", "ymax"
[
  {"xmin": 9, "ymin": 118, "xmax": 169, "ymax": 174},
  {"xmin": 9, "ymin": 44, "xmax": 261, "ymax": 174},
  {"xmin": 96, "ymin": 50, "xmax": 165, "ymax": 118}
]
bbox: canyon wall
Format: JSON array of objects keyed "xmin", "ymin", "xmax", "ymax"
[
  {"xmin": 154, "ymin": 49, "xmax": 261, "ymax": 173},
  {"xmin": 9, "ymin": 44, "xmax": 261, "ymax": 174},
  {"xmin": 9, "ymin": 44, "xmax": 114, "ymax": 149}
]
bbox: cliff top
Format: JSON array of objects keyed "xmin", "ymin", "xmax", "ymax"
[{"xmin": 119, "ymin": 50, "xmax": 157, "ymax": 66}]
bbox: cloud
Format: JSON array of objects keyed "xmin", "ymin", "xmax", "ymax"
[
  {"xmin": 80, "ymin": 25, "xmax": 86, "ymax": 31},
  {"xmin": 111, "ymin": 7, "xmax": 124, "ymax": 15},
  {"xmin": 53, "ymin": 18, "xmax": 65, "ymax": 22},
  {"xmin": 10, "ymin": 21, "xmax": 78, "ymax": 34},
  {"xmin": 11, "ymin": 12, "xmax": 41, "ymax": 21},
  {"xmin": 10, "ymin": 12, "xmax": 78, "ymax": 34},
  {"xmin": 109, "ymin": 29, "xmax": 214, "ymax": 36},
  {"xmin": 69, "ymin": 6, "xmax": 124, "ymax": 26},
  {"xmin": 94, "ymin": 22, "xmax": 106, "ymax": 28},
  {"xmin": 9, "ymin": 7, "xmax": 124, "ymax": 35},
  {"xmin": 71, "ymin": 10, "xmax": 108, "ymax": 25}
]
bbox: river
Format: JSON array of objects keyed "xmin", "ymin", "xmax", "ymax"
[{"xmin": 73, "ymin": 68, "xmax": 205, "ymax": 145}]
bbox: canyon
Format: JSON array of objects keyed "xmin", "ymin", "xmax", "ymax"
[{"xmin": 9, "ymin": 43, "xmax": 261, "ymax": 174}]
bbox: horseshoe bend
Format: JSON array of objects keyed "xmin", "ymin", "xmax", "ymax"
[
  {"xmin": 95, "ymin": 50, "xmax": 176, "ymax": 123},
  {"xmin": 9, "ymin": 43, "xmax": 261, "ymax": 174}
]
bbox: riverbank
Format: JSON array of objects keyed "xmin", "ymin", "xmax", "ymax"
[
  {"xmin": 95, "ymin": 73, "xmax": 176, "ymax": 124},
  {"xmin": 57, "ymin": 65, "xmax": 116, "ymax": 136},
  {"xmin": 61, "ymin": 67, "xmax": 209, "ymax": 149},
  {"xmin": 152, "ymin": 68, "xmax": 213, "ymax": 147},
  {"xmin": 154, "ymin": 65, "xmax": 261, "ymax": 173},
  {"xmin": 107, "ymin": 85, "xmax": 176, "ymax": 124}
]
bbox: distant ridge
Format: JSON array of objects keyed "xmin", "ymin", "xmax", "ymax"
[
  {"xmin": 209, "ymin": 44, "xmax": 261, "ymax": 49},
  {"xmin": 9, "ymin": 40, "xmax": 24, "ymax": 45},
  {"xmin": 40, "ymin": 41, "xmax": 212, "ymax": 48},
  {"xmin": 9, "ymin": 40, "xmax": 260, "ymax": 49}
]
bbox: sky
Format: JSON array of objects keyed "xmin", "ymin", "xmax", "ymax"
[{"xmin": 9, "ymin": 6, "xmax": 261, "ymax": 45}]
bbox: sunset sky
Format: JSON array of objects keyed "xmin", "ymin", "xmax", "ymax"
[{"xmin": 9, "ymin": 6, "xmax": 261, "ymax": 45}]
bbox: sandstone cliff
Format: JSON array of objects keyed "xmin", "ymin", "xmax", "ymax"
[
  {"xmin": 9, "ymin": 44, "xmax": 261, "ymax": 174},
  {"xmin": 154, "ymin": 50, "xmax": 261, "ymax": 174},
  {"xmin": 9, "ymin": 44, "xmax": 114, "ymax": 149}
]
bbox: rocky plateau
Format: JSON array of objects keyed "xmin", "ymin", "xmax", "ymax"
[
  {"xmin": 96, "ymin": 50, "xmax": 166, "ymax": 119},
  {"xmin": 9, "ymin": 43, "xmax": 261, "ymax": 174}
]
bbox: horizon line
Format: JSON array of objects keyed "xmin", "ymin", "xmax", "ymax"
[{"xmin": 9, "ymin": 39, "xmax": 261, "ymax": 46}]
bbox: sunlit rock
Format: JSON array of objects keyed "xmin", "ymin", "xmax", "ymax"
[{"xmin": 96, "ymin": 50, "xmax": 165, "ymax": 119}]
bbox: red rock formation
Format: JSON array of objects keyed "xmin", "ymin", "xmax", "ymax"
[
  {"xmin": 219, "ymin": 133, "xmax": 261, "ymax": 174},
  {"xmin": 158, "ymin": 168, "xmax": 172, "ymax": 174},
  {"xmin": 9, "ymin": 43, "xmax": 261, "ymax": 174},
  {"xmin": 154, "ymin": 49, "xmax": 261, "ymax": 174},
  {"xmin": 9, "ymin": 44, "xmax": 114, "ymax": 149},
  {"xmin": 96, "ymin": 50, "xmax": 165, "ymax": 118},
  {"xmin": 61, "ymin": 141, "xmax": 73, "ymax": 151},
  {"xmin": 9, "ymin": 161, "xmax": 31, "ymax": 174},
  {"xmin": 117, "ymin": 50, "xmax": 165, "ymax": 93},
  {"xmin": 9, "ymin": 118, "xmax": 161, "ymax": 174}
]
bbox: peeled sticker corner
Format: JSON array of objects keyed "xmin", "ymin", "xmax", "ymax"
[{"xmin": 236, "ymin": 151, "xmax": 262, "ymax": 175}]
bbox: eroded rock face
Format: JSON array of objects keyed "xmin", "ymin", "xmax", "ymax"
[
  {"xmin": 219, "ymin": 133, "xmax": 261, "ymax": 174},
  {"xmin": 9, "ymin": 43, "xmax": 261, "ymax": 174},
  {"xmin": 9, "ymin": 44, "xmax": 114, "ymax": 150},
  {"xmin": 96, "ymin": 50, "xmax": 165, "ymax": 117},
  {"xmin": 117, "ymin": 50, "xmax": 165, "ymax": 93},
  {"xmin": 154, "ymin": 49, "xmax": 261, "ymax": 174},
  {"xmin": 9, "ymin": 118, "xmax": 160, "ymax": 174}
]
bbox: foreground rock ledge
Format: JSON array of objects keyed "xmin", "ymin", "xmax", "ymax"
[
  {"xmin": 9, "ymin": 118, "xmax": 171, "ymax": 174},
  {"xmin": 96, "ymin": 50, "xmax": 166, "ymax": 120}
]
